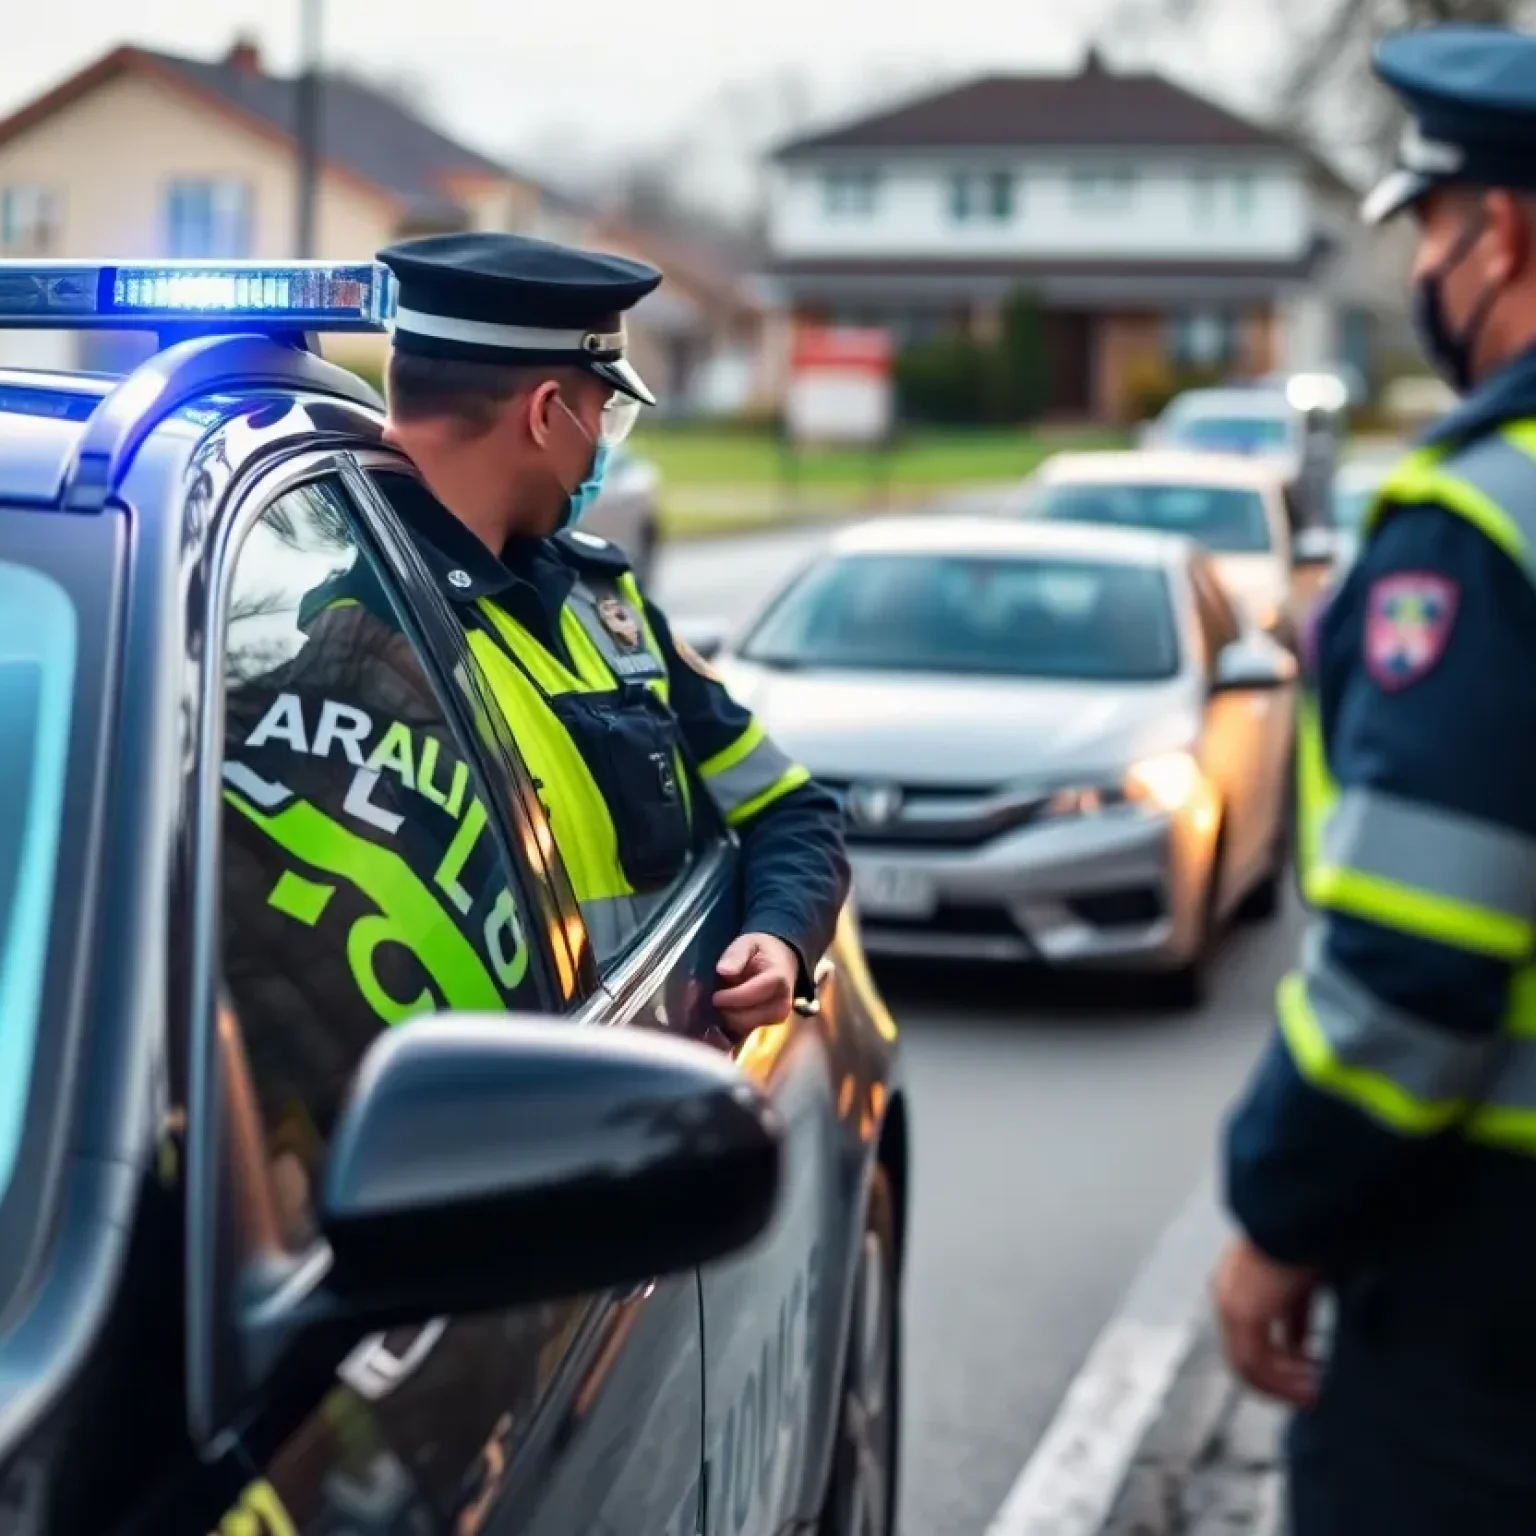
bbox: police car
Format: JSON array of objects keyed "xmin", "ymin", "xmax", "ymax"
[{"xmin": 0, "ymin": 260, "xmax": 905, "ymax": 1536}]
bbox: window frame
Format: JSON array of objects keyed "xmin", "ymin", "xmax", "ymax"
[
  {"xmin": 948, "ymin": 169, "xmax": 1017, "ymax": 224},
  {"xmin": 200, "ymin": 450, "xmax": 575, "ymax": 1027},
  {"xmin": 1069, "ymin": 165, "xmax": 1137, "ymax": 213},
  {"xmin": 821, "ymin": 168, "xmax": 881, "ymax": 219},
  {"xmin": 165, "ymin": 176, "xmax": 254, "ymax": 259},
  {"xmin": 0, "ymin": 185, "xmax": 60, "ymax": 255}
]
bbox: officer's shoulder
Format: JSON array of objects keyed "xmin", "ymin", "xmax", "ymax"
[
  {"xmin": 1367, "ymin": 494, "xmax": 1527, "ymax": 579},
  {"xmin": 551, "ymin": 528, "xmax": 634, "ymax": 575}
]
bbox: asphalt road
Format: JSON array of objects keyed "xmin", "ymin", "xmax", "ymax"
[{"xmin": 655, "ymin": 525, "xmax": 1297, "ymax": 1536}]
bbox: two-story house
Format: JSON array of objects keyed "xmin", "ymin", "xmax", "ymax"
[
  {"xmin": 762, "ymin": 50, "xmax": 1397, "ymax": 421},
  {"xmin": 0, "ymin": 38, "xmax": 766, "ymax": 411}
]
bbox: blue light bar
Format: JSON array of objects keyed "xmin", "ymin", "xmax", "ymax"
[{"xmin": 0, "ymin": 260, "xmax": 397, "ymax": 332}]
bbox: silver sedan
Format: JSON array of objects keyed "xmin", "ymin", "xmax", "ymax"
[{"xmin": 711, "ymin": 517, "xmax": 1298, "ymax": 1006}]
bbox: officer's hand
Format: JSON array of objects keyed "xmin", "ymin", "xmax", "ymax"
[
  {"xmin": 713, "ymin": 933, "xmax": 799, "ymax": 1037},
  {"xmin": 1213, "ymin": 1234, "xmax": 1321, "ymax": 1408}
]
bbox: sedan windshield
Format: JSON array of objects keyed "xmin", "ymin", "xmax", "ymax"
[
  {"xmin": 1163, "ymin": 415, "xmax": 1292, "ymax": 455},
  {"xmin": 742, "ymin": 553, "xmax": 1180, "ymax": 681},
  {"xmin": 1028, "ymin": 481, "xmax": 1273, "ymax": 554}
]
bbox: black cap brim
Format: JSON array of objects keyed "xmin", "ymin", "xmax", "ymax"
[{"xmin": 592, "ymin": 356, "xmax": 656, "ymax": 407}]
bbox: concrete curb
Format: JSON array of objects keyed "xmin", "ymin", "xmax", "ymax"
[{"xmin": 1100, "ymin": 1324, "xmax": 1286, "ymax": 1536}]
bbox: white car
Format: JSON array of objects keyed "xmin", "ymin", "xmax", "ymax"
[
  {"xmin": 1016, "ymin": 450, "xmax": 1308, "ymax": 648},
  {"xmin": 708, "ymin": 517, "xmax": 1297, "ymax": 1007}
]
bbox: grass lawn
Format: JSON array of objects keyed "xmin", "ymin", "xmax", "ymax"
[{"xmin": 634, "ymin": 424, "xmax": 1128, "ymax": 492}]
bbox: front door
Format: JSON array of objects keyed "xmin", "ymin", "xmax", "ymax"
[{"xmin": 197, "ymin": 458, "xmax": 705, "ymax": 1536}]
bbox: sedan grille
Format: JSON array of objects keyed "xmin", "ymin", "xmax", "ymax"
[{"xmin": 817, "ymin": 777, "xmax": 1049, "ymax": 849}]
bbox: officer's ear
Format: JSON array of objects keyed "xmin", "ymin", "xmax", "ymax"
[
  {"xmin": 1483, "ymin": 190, "xmax": 1532, "ymax": 284},
  {"xmin": 523, "ymin": 379, "xmax": 564, "ymax": 448}
]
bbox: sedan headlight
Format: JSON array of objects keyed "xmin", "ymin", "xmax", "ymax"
[
  {"xmin": 1125, "ymin": 750, "xmax": 1209, "ymax": 816},
  {"xmin": 1037, "ymin": 751, "xmax": 1210, "ymax": 822}
]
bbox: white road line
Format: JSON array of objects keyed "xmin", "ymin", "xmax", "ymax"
[{"xmin": 985, "ymin": 1177, "xmax": 1231, "ymax": 1536}]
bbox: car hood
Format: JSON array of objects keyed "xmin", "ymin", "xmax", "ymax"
[
  {"xmin": 1212, "ymin": 553, "xmax": 1289, "ymax": 619},
  {"xmin": 717, "ymin": 661, "xmax": 1200, "ymax": 788}
]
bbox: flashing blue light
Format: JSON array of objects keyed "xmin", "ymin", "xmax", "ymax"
[{"xmin": 0, "ymin": 260, "xmax": 397, "ymax": 332}]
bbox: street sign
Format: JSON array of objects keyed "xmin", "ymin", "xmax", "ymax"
[{"xmin": 785, "ymin": 325, "xmax": 895, "ymax": 445}]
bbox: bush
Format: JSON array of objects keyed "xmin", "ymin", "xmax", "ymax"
[
  {"xmin": 1121, "ymin": 356, "xmax": 1225, "ymax": 423},
  {"xmin": 994, "ymin": 287, "xmax": 1050, "ymax": 423},
  {"xmin": 894, "ymin": 334, "xmax": 1001, "ymax": 426}
]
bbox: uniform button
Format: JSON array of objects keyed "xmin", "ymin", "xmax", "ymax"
[{"xmin": 447, "ymin": 569, "xmax": 472, "ymax": 590}]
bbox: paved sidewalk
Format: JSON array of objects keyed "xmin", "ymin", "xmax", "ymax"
[{"xmin": 1100, "ymin": 1321, "xmax": 1288, "ymax": 1536}]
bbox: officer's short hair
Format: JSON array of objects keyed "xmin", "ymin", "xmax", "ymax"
[{"xmin": 386, "ymin": 352, "xmax": 585, "ymax": 435}]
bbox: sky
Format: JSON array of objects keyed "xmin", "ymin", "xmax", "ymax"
[{"xmin": 2, "ymin": 0, "xmax": 1286, "ymax": 217}]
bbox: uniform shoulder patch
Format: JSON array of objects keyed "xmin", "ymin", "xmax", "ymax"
[{"xmin": 1364, "ymin": 571, "xmax": 1459, "ymax": 690}]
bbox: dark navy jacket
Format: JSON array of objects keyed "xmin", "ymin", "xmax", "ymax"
[{"xmin": 1224, "ymin": 347, "xmax": 1536, "ymax": 1470}]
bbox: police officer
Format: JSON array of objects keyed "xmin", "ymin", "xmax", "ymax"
[
  {"xmin": 1213, "ymin": 24, "xmax": 1536, "ymax": 1534},
  {"xmin": 371, "ymin": 231, "xmax": 848, "ymax": 1037}
]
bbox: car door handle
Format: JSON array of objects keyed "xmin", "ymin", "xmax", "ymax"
[
  {"xmin": 793, "ymin": 955, "xmax": 836, "ymax": 1017},
  {"xmin": 337, "ymin": 1317, "xmax": 449, "ymax": 1401}
]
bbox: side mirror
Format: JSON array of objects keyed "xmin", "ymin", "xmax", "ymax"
[
  {"xmin": 672, "ymin": 616, "xmax": 729, "ymax": 663},
  {"xmin": 241, "ymin": 1016, "xmax": 781, "ymax": 1388},
  {"xmin": 1292, "ymin": 526, "xmax": 1339, "ymax": 570},
  {"xmin": 1212, "ymin": 635, "xmax": 1296, "ymax": 692}
]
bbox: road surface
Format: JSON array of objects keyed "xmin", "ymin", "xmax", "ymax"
[{"xmin": 655, "ymin": 524, "xmax": 1295, "ymax": 1536}]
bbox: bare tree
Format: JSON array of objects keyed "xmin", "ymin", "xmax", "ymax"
[{"xmin": 1116, "ymin": 0, "xmax": 1531, "ymax": 167}]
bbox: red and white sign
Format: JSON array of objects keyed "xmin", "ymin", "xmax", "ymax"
[{"xmin": 785, "ymin": 325, "xmax": 895, "ymax": 444}]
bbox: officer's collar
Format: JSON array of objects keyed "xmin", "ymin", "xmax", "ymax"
[
  {"xmin": 389, "ymin": 481, "xmax": 573, "ymax": 607},
  {"xmin": 1418, "ymin": 342, "xmax": 1536, "ymax": 450}
]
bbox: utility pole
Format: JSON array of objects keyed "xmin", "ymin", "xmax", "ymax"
[{"xmin": 295, "ymin": 0, "xmax": 322, "ymax": 257}]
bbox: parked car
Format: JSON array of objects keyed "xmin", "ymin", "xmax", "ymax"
[
  {"xmin": 584, "ymin": 443, "xmax": 662, "ymax": 584},
  {"xmin": 0, "ymin": 258, "xmax": 904, "ymax": 1536},
  {"xmin": 1014, "ymin": 449, "xmax": 1314, "ymax": 650},
  {"xmin": 1329, "ymin": 452, "xmax": 1398, "ymax": 571},
  {"xmin": 1141, "ymin": 386, "xmax": 1338, "ymax": 527},
  {"xmin": 704, "ymin": 516, "xmax": 1297, "ymax": 1007}
]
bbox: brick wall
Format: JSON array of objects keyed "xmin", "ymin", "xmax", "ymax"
[{"xmin": 1094, "ymin": 312, "xmax": 1165, "ymax": 422}]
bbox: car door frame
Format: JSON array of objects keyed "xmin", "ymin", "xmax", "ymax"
[{"xmin": 181, "ymin": 434, "xmax": 721, "ymax": 1536}]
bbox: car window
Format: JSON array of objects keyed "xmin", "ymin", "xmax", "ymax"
[
  {"xmin": 0, "ymin": 562, "xmax": 77, "ymax": 1205},
  {"xmin": 1188, "ymin": 559, "xmax": 1243, "ymax": 662},
  {"xmin": 1162, "ymin": 415, "xmax": 1292, "ymax": 455},
  {"xmin": 215, "ymin": 475, "xmax": 549, "ymax": 1246},
  {"xmin": 1029, "ymin": 481, "xmax": 1272, "ymax": 554},
  {"xmin": 742, "ymin": 552, "xmax": 1180, "ymax": 682},
  {"xmin": 366, "ymin": 469, "xmax": 704, "ymax": 977}
]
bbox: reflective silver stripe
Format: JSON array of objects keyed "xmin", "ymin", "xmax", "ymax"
[
  {"xmin": 704, "ymin": 737, "xmax": 801, "ymax": 814},
  {"xmin": 394, "ymin": 305, "xmax": 625, "ymax": 357},
  {"xmin": 579, "ymin": 889, "xmax": 672, "ymax": 967},
  {"xmin": 1438, "ymin": 431, "xmax": 1536, "ymax": 579},
  {"xmin": 1320, "ymin": 788, "xmax": 1536, "ymax": 921},
  {"xmin": 1298, "ymin": 931, "xmax": 1499, "ymax": 1103}
]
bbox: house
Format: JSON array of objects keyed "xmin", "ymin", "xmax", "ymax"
[
  {"xmin": 761, "ymin": 49, "xmax": 1401, "ymax": 422},
  {"xmin": 0, "ymin": 37, "xmax": 762, "ymax": 411}
]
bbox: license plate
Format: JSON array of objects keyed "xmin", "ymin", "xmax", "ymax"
[{"xmin": 853, "ymin": 862, "xmax": 936, "ymax": 919}]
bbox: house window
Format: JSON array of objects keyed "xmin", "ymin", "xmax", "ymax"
[
  {"xmin": 1190, "ymin": 172, "xmax": 1258, "ymax": 224},
  {"xmin": 949, "ymin": 170, "xmax": 1016, "ymax": 223},
  {"xmin": 1070, "ymin": 168, "xmax": 1137, "ymax": 212},
  {"xmin": 821, "ymin": 170, "xmax": 881, "ymax": 219},
  {"xmin": 1167, "ymin": 309, "xmax": 1240, "ymax": 371},
  {"xmin": 0, "ymin": 187, "xmax": 60, "ymax": 255},
  {"xmin": 1231, "ymin": 172, "xmax": 1256, "ymax": 222},
  {"xmin": 165, "ymin": 179, "xmax": 254, "ymax": 258}
]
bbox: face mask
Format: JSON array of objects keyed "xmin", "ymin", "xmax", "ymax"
[
  {"xmin": 562, "ymin": 440, "xmax": 612, "ymax": 528},
  {"xmin": 1412, "ymin": 212, "xmax": 1502, "ymax": 395}
]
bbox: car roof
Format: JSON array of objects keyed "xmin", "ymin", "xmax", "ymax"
[
  {"xmin": 1031, "ymin": 449, "xmax": 1284, "ymax": 489},
  {"xmin": 0, "ymin": 371, "xmax": 120, "ymax": 503},
  {"xmin": 1162, "ymin": 388, "xmax": 1294, "ymax": 418},
  {"xmin": 826, "ymin": 513, "xmax": 1194, "ymax": 567}
]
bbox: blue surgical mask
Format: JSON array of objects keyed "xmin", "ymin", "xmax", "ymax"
[{"xmin": 563, "ymin": 441, "xmax": 612, "ymax": 528}]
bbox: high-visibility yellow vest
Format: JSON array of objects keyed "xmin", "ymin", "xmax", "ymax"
[
  {"xmin": 1285, "ymin": 420, "xmax": 1536, "ymax": 1155},
  {"xmin": 464, "ymin": 570, "xmax": 807, "ymax": 962}
]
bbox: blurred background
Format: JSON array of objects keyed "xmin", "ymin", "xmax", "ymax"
[{"xmin": 0, "ymin": 4, "xmax": 1516, "ymax": 1532}]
